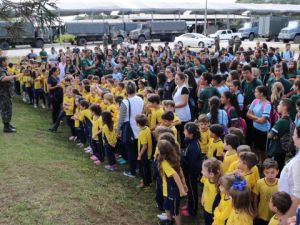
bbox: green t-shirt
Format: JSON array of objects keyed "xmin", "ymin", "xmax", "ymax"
[
  {"xmin": 126, "ymin": 70, "xmax": 137, "ymax": 80},
  {"xmin": 267, "ymin": 77, "xmax": 292, "ymax": 97},
  {"xmin": 241, "ymin": 78, "xmax": 263, "ymax": 107},
  {"xmin": 267, "ymin": 116, "xmax": 290, "ymax": 157},
  {"xmin": 198, "ymin": 86, "xmax": 220, "ymax": 114},
  {"xmin": 39, "ymin": 50, "xmax": 48, "ymax": 62},
  {"xmin": 81, "ymin": 57, "xmax": 94, "ymax": 77}
]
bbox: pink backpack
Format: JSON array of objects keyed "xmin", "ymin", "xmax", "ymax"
[
  {"xmin": 227, "ymin": 106, "xmax": 247, "ymax": 135},
  {"xmin": 253, "ymin": 99, "xmax": 279, "ymax": 126}
]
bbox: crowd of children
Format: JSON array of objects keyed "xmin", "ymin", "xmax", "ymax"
[{"xmin": 4, "ymin": 40, "xmax": 300, "ymax": 225}]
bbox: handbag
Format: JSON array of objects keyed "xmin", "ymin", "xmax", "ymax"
[{"xmin": 121, "ymin": 99, "xmax": 135, "ymax": 144}]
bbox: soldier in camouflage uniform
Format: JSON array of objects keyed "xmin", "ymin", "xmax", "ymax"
[{"xmin": 0, "ymin": 57, "xmax": 20, "ymax": 133}]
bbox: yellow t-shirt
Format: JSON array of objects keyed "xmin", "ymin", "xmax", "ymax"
[
  {"xmin": 173, "ymin": 112, "xmax": 180, "ymax": 125},
  {"xmin": 63, "ymin": 95, "xmax": 74, "ymax": 116},
  {"xmin": 268, "ymin": 215, "xmax": 278, "ymax": 225},
  {"xmin": 88, "ymin": 94, "xmax": 101, "ymax": 105},
  {"xmin": 107, "ymin": 103, "xmax": 118, "ymax": 125},
  {"xmin": 79, "ymin": 109, "xmax": 92, "ymax": 124},
  {"xmin": 92, "ymin": 116, "xmax": 103, "ymax": 141},
  {"xmin": 23, "ymin": 75, "xmax": 33, "ymax": 88},
  {"xmin": 227, "ymin": 161, "xmax": 260, "ymax": 182},
  {"xmin": 114, "ymin": 89, "xmax": 126, "ymax": 98},
  {"xmin": 7, "ymin": 67, "xmax": 15, "ymax": 75},
  {"xmin": 138, "ymin": 88, "xmax": 145, "ymax": 95},
  {"xmin": 34, "ymin": 76, "xmax": 43, "ymax": 89},
  {"xmin": 161, "ymin": 160, "xmax": 176, "ymax": 197},
  {"xmin": 253, "ymin": 178, "xmax": 278, "ymax": 222},
  {"xmin": 200, "ymin": 129, "xmax": 210, "ymax": 154},
  {"xmin": 207, "ymin": 139, "xmax": 224, "ymax": 158},
  {"xmin": 74, "ymin": 108, "xmax": 80, "ymax": 128},
  {"xmin": 201, "ymin": 177, "xmax": 218, "ymax": 214},
  {"xmin": 102, "ymin": 124, "xmax": 117, "ymax": 146},
  {"xmin": 222, "ymin": 151, "xmax": 238, "ymax": 174},
  {"xmin": 138, "ymin": 126, "xmax": 153, "ymax": 160},
  {"xmin": 227, "ymin": 210, "xmax": 253, "ymax": 225},
  {"xmin": 213, "ymin": 194, "xmax": 233, "ymax": 225},
  {"xmin": 148, "ymin": 107, "xmax": 164, "ymax": 130},
  {"xmin": 243, "ymin": 170, "xmax": 259, "ymax": 192}
]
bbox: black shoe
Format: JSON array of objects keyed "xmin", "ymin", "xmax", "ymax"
[
  {"xmin": 3, "ymin": 124, "xmax": 16, "ymax": 133},
  {"xmin": 8, "ymin": 123, "xmax": 16, "ymax": 129},
  {"xmin": 48, "ymin": 128, "xmax": 57, "ymax": 132}
]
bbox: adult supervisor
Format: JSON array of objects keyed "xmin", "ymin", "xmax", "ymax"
[{"xmin": 0, "ymin": 56, "xmax": 20, "ymax": 133}]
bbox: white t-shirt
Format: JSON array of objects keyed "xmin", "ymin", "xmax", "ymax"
[
  {"xmin": 122, "ymin": 95, "xmax": 144, "ymax": 139},
  {"xmin": 173, "ymin": 84, "xmax": 191, "ymax": 122}
]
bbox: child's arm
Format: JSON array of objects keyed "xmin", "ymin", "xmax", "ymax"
[
  {"xmin": 179, "ymin": 168, "xmax": 188, "ymax": 193},
  {"xmin": 172, "ymin": 172, "xmax": 187, "ymax": 196},
  {"xmin": 138, "ymin": 144, "xmax": 147, "ymax": 160}
]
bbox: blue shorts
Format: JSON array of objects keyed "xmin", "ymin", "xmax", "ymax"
[{"xmin": 163, "ymin": 197, "xmax": 180, "ymax": 216}]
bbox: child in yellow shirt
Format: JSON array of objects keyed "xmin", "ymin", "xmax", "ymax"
[
  {"xmin": 253, "ymin": 159, "xmax": 279, "ymax": 225},
  {"xmin": 23, "ymin": 69, "xmax": 34, "ymax": 104},
  {"xmin": 103, "ymin": 93, "xmax": 118, "ymax": 127},
  {"xmin": 102, "ymin": 111, "xmax": 117, "ymax": 171},
  {"xmin": 114, "ymin": 82, "xmax": 126, "ymax": 99},
  {"xmin": 147, "ymin": 94, "xmax": 164, "ymax": 131},
  {"xmin": 201, "ymin": 158, "xmax": 223, "ymax": 225},
  {"xmin": 268, "ymin": 192, "xmax": 292, "ymax": 225},
  {"xmin": 237, "ymin": 152, "xmax": 259, "ymax": 192},
  {"xmin": 33, "ymin": 70, "xmax": 46, "ymax": 108},
  {"xmin": 162, "ymin": 100, "xmax": 181, "ymax": 126},
  {"xmin": 136, "ymin": 114, "xmax": 152, "ymax": 188},
  {"xmin": 138, "ymin": 79, "xmax": 146, "ymax": 96},
  {"xmin": 213, "ymin": 174, "xmax": 235, "ymax": 225},
  {"xmin": 161, "ymin": 111, "xmax": 178, "ymax": 142},
  {"xmin": 207, "ymin": 124, "xmax": 224, "ymax": 159},
  {"xmin": 222, "ymin": 134, "xmax": 239, "ymax": 174},
  {"xmin": 197, "ymin": 114, "xmax": 210, "ymax": 154},
  {"xmin": 227, "ymin": 175, "xmax": 255, "ymax": 225},
  {"xmin": 90, "ymin": 104, "xmax": 104, "ymax": 165}
]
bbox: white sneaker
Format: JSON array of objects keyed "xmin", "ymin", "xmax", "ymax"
[
  {"xmin": 69, "ymin": 136, "xmax": 75, "ymax": 141},
  {"xmin": 41, "ymin": 104, "xmax": 46, "ymax": 109},
  {"xmin": 85, "ymin": 148, "xmax": 92, "ymax": 154},
  {"xmin": 22, "ymin": 97, "xmax": 27, "ymax": 102},
  {"xmin": 73, "ymin": 136, "xmax": 78, "ymax": 142},
  {"xmin": 34, "ymin": 104, "xmax": 37, "ymax": 108},
  {"xmin": 84, "ymin": 146, "xmax": 91, "ymax": 151},
  {"xmin": 157, "ymin": 213, "xmax": 168, "ymax": 221}
]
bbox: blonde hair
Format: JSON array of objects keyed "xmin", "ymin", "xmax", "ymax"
[
  {"xmin": 104, "ymin": 93, "xmax": 114, "ymax": 103},
  {"xmin": 251, "ymin": 67, "xmax": 260, "ymax": 79},
  {"xmin": 271, "ymin": 82, "xmax": 284, "ymax": 104}
]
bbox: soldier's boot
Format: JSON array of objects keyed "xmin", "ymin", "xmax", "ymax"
[
  {"xmin": 8, "ymin": 123, "xmax": 16, "ymax": 130},
  {"xmin": 3, "ymin": 123, "xmax": 16, "ymax": 133}
]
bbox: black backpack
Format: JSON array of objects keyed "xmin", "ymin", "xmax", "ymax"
[{"xmin": 280, "ymin": 117, "xmax": 296, "ymax": 153}]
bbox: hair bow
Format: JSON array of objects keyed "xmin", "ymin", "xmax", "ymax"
[{"xmin": 232, "ymin": 175, "xmax": 247, "ymax": 191}]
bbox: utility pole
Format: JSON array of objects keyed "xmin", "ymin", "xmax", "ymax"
[{"xmin": 204, "ymin": 0, "xmax": 208, "ymax": 35}]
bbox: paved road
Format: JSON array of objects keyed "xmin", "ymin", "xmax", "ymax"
[{"xmin": 3, "ymin": 39, "xmax": 300, "ymax": 58}]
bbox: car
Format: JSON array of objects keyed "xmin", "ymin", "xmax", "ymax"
[
  {"xmin": 208, "ymin": 29, "xmax": 241, "ymax": 40},
  {"xmin": 174, "ymin": 33, "xmax": 215, "ymax": 48}
]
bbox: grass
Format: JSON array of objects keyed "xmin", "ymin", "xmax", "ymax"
[{"xmin": 0, "ymin": 98, "xmax": 203, "ymax": 225}]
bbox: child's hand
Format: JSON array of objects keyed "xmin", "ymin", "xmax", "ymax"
[
  {"xmin": 137, "ymin": 155, "xmax": 141, "ymax": 161},
  {"xmin": 184, "ymin": 185, "xmax": 188, "ymax": 193},
  {"xmin": 180, "ymin": 189, "xmax": 187, "ymax": 197}
]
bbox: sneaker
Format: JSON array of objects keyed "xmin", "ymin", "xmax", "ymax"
[
  {"xmin": 117, "ymin": 158, "xmax": 127, "ymax": 165},
  {"xmin": 94, "ymin": 160, "xmax": 102, "ymax": 165},
  {"xmin": 41, "ymin": 104, "xmax": 46, "ymax": 109},
  {"xmin": 84, "ymin": 146, "xmax": 91, "ymax": 151},
  {"xmin": 157, "ymin": 213, "xmax": 168, "ymax": 221},
  {"xmin": 90, "ymin": 155, "xmax": 98, "ymax": 161},
  {"xmin": 69, "ymin": 136, "xmax": 75, "ymax": 141},
  {"xmin": 34, "ymin": 104, "xmax": 37, "ymax": 108},
  {"xmin": 136, "ymin": 182, "xmax": 145, "ymax": 188},
  {"xmin": 105, "ymin": 165, "xmax": 116, "ymax": 171},
  {"xmin": 48, "ymin": 128, "xmax": 57, "ymax": 132},
  {"xmin": 181, "ymin": 205, "xmax": 188, "ymax": 210},
  {"xmin": 78, "ymin": 143, "xmax": 84, "ymax": 148},
  {"xmin": 85, "ymin": 148, "xmax": 92, "ymax": 154},
  {"xmin": 181, "ymin": 209, "xmax": 190, "ymax": 217},
  {"xmin": 123, "ymin": 171, "xmax": 136, "ymax": 178},
  {"xmin": 73, "ymin": 136, "xmax": 78, "ymax": 142},
  {"xmin": 22, "ymin": 97, "xmax": 27, "ymax": 102}
]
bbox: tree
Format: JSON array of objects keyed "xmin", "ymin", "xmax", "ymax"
[{"xmin": 0, "ymin": 0, "xmax": 58, "ymax": 46}]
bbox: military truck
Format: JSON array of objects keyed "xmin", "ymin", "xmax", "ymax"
[
  {"xmin": 278, "ymin": 20, "xmax": 300, "ymax": 44},
  {"xmin": 258, "ymin": 16, "xmax": 289, "ymax": 41},
  {"xmin": 238, "ymin": 21, "xmax": 259, "ymax": 41},
  {"xmin": 129, "ymin": 21, "xmax": 187, "ymax": 43},
  {"xmin": 0, "ymin": 21, "xmax": 51, "ymax": 50},
  {"xmin": 65, "ymin": 21, "xmax": 139, "ymax": 46}
]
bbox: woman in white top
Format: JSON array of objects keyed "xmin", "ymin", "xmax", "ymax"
[
  {"xmin": 117, "ymin": 81, "xmax": 144, "ymax": 178},
  {"xmin": 279, "ymin": 126, "xmax": 300, "ymax": 224},
  {"xmin": 172, "ymin": 72, "xmax": 191, "ymax": 147}
]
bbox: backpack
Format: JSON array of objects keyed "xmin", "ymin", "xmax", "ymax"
[
  {"xmin": 279, "ymin": 117, "xmax": 296, "ymax": 153},
  {"xmin": 253, "ymin": 99, "xmax": 279, "ymax": 126},
  {"xmin": 227, "ymin": 106, "xmax": 247, "ymax": 135}
]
